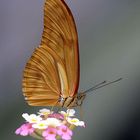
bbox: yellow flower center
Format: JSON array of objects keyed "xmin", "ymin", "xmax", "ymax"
[
  {"xmin": 39, "ymin": 124, "xmax": 45, "ymax": 127},
  {"xmin": 42, "ymin": 112, "xmax": 49, "ymax": 115},
  {"xmin": 71, "ymin": 119, "xmax": 78, "ymax": 123},
  {"xmin": 31, "ymin": 119, "xmax": 37, "ymax": 122}
]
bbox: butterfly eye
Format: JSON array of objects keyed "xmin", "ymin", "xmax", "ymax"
[
  {"xmin": 76, "ymin": 93, "xmax": 86, "ymax": 106},
  {"xmin": 76, "ymin": 99, "xmax": 83, "ymax": 106}
]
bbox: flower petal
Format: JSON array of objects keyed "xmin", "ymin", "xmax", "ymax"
[
  {"xmin": 57, "ymin": 125, "xmax": 73, "ymax": 139},
  {"xmin": 20, "ymin": 130, "xmax": 29, "ymax": 136},
  {"xmin": 32, "ymin": 120, "xmax": 48, "ymax": 129},
  {"xmin": 67, "ymin": 109, "xmax": 75, "ymax": 116},
  {"xmin": 45, "ymin": 135, "xmax": 56, "ymax": 140},
  {"xmin": 22, "ymin": 113, "xmax": 29, "ymax": 120},
  {"xmin": 62, "ymin": 134, "xmax": 71, "ymax": 140},
  {"xmin": 15, "ymin": 128, "xmax": 21, "ymax": 135},
  {"xmin": 43, "ymin": 127, "xmax": 57, "ymax": 140},
  {"xmin": 38, "ymin": 108, "xmax": 53, "ymax": 116},
  {"xmin": 45, "ymin": 118, "xmax": 62, "ymax": 127}
]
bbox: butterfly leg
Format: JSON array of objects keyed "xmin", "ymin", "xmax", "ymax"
[
  {"xmin": 50, "ymin": 105, "xmax": 55, "ymax": 112},
  {"xmin": 50, "ymin": 100, "xmax": 59, "ymax": 112},
  {"xmin": 56, "ymin": 107, "xmax": 61, "ymax": 113}
]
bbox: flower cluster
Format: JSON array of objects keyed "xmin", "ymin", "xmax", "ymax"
[{"xmin": 15, "ymin": 109, "xmax": 85, "ymax": 140}]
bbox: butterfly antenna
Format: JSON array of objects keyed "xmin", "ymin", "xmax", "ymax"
[
  {"xmin": 83, "ymin": 80, "xmax": 107, "ymax": 93},
  {"xmin": 83, "ymin": 78, "xmax": 122, "ymax": 94}
]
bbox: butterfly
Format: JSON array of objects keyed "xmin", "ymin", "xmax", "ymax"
[
  {"xmin": 22, "ymin": 0, "xmax": 84, "ymax": 108},
  {"xmin": 22, "ymin": 0, "xmax": 122, "ymax": 108}
]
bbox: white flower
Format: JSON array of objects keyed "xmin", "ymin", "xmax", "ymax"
[
  {"xmin": 45, "ymin": 118, "xmax": 62, "ymax": 127},
  {"xmin": 60, "ymin": 109, "xmax": 75, "ymax": 117},
  {"xmin": 22, "ymin": 113, "xmax": 42, "ymax": 123},
  {"xmin": 67, "ymin": 118, "xmax": 85, "ymax": 127},
  {"xmin": 38, "ymin": 108, "xmax": 53, "ymax": 116},
  {"xmin": 32, "ymin": 120, "xmax": 48, "ymax": 129}
]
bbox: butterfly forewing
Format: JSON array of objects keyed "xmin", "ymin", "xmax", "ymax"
[
  {"xmin": 41, "ymin": 0, "xmax": 79, "ymax": 96},
  {"xmin": 22, "ymin": 0, "xmax": 79, "ymax": 106}
]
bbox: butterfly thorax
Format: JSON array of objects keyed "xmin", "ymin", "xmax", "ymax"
[{"xmin": 59, "ymin": 93, "xmax": 86, "ymax": 108}]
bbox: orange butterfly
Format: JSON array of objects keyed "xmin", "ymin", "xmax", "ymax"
[
  {"xmin": 22, "ymin": 0, "xmax": 84, "ymax": 108},
  {"xmin": 22, "ymin": 0, "xmax": 121, "ymax": 108}
]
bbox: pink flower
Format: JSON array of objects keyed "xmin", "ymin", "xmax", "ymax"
[
  {"xmin": 48, "ymin": 113, "xmax": 64, "ymax": 120},
  {"xmin": 42, "ymin": 127, "xmax": 57, "ymax": 140},
  {"xmin": 15, "ymin": 123, "xmax": 34, "ymax": 136},
  {"xmin": 57, "ymin": 125, "xmax": 73, "ymax": 140}
]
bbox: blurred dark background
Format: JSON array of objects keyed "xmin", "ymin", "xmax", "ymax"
[{"xmin": 0, "ymin": 0, "xmax": 140, "ymax": 140}]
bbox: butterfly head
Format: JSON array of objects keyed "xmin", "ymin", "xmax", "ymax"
[{"xmin": 76, "ymin": 93, "xmax": 86, "ymax": 107}]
